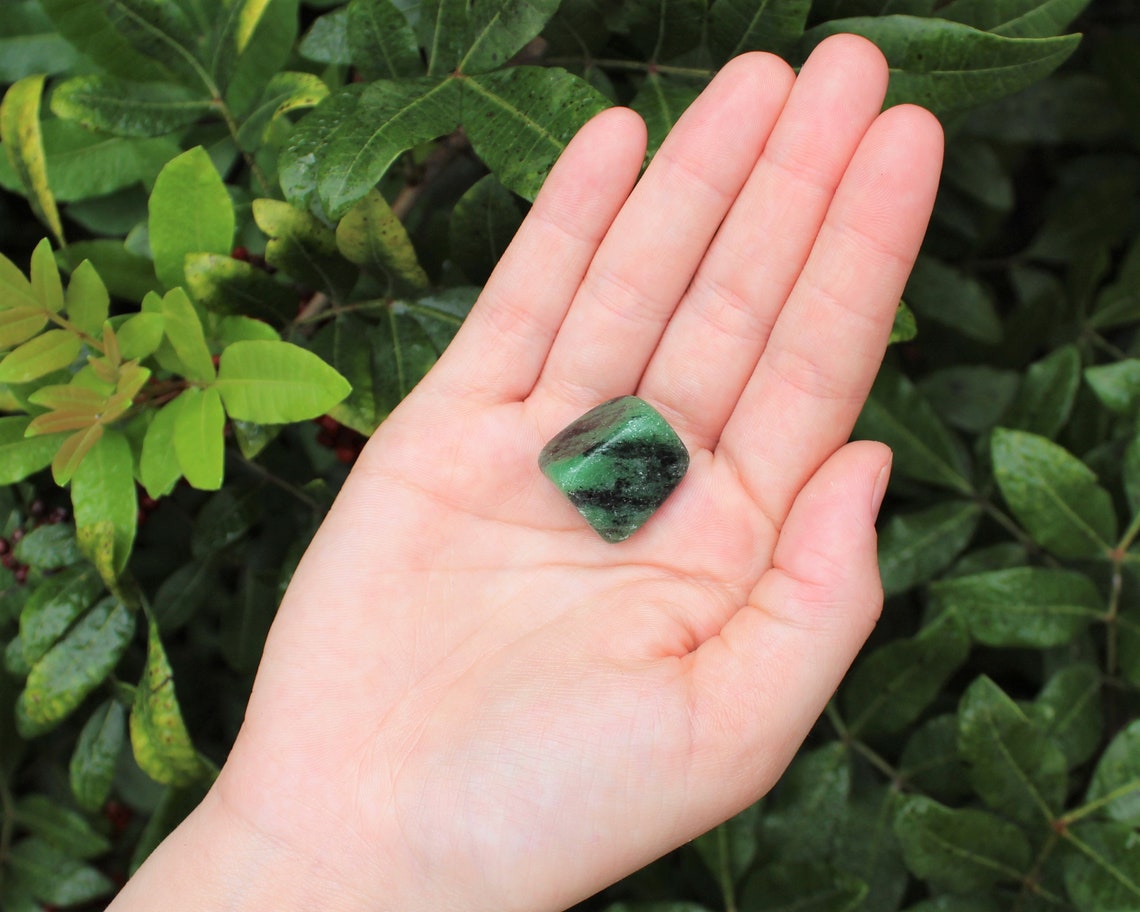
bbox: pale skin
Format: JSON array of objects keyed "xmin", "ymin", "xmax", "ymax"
[{"xmin": 110, "ymin": 35, "xmax": 943, "ymax": 912}]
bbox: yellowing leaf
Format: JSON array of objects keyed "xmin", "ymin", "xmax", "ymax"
[{"xmin": 0, "ymin": 75, "xmax": 64, "ymax": 245}]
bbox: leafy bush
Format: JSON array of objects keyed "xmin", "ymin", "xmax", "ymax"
[{"xmin": 0, "ymin": 0, "xmax": 1136, "ymax": 910}]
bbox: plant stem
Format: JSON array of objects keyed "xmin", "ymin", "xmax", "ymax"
[{"xmin": 546, "ymin": 56, "xmax": 715, "ymax": 78}]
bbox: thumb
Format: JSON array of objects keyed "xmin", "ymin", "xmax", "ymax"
[{"xmin": 682, "ymin": 441, "xmax": 891, "ymax": 826}]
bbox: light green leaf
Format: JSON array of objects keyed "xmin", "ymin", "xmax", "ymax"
[
  {"xmin": 65, "ymin": 261, "xmax": 110, "ymax": 337},
  {"xmin": 930, "ymin": 567, "xmax": 1101, "ymax": 648},
  {"xmin": 1031, "ymin": 663, "xmax": 1103, "ymax": 770},
  {"xmin": 116, "ymin": 312, "xmax": 165, "ymax": 361},
  {"xmin": 708, "ymin": 0, "xmax": 812, "ymax": 61},
  {"xmin": 843, "ymin": 611, "xmax": 970, "ymax": 738},
  {"xmin": 252, "ymin": 198, "xmax": 357, "ymax": 298},
  {"xmin": 991, "ymin": 427, "xmax": 1116, "ymax": 559},
  {"xmin": 184, "ymin": 252, "xmax": 298, "ymax": 324},
  {"xmin": 348, "ymin": 0, "xmax": 423, "ymax": 79},
  {"xmin": 0, "ymin": 416, "xmax": 63, "ymax": 483},
  {"xmin": 216, "ymin": 339, "xmax": 351, "ymax": 422},
  {"xmin": 70, "ymin": 699, "xmax": 126, "ymax": 812},
  {"xmin": 0, "ymin": 306, "xmax": 48, "ymax": 350},
  {"xmin": 893, "ymin": 795, "xmax": 1030, "ymax": 892},
  {"xmin": 5, "ymin": 837, "xmax": 114, "ymax": 907},
  {"xmin": 160, "ymin": 287, "xmax": 216, "ymax": 383},
  {"xmin": 12, "ymin": 794, "xmax": 110, "ymax": 859},
  {"xmin": 957, "ymin": 675, "xmax": 1067, "ymax": 825},
  {"xmin": 1, "ymin": 74, "xmax": 65, "ymax": 246},
  {"xmin": 449, "ymin": 175, "xmax": 523, "ymax": 285},
  {"xmin": 139, "ymin": 399, "xmax": 184, "ymax": 500},
  {"xmin": 0, "ymin": 249, "xmax": 40, "ymax": 310},
  {"xmin": 854, "ymin": 366, "xmax": 973, "ymax": 494},
  {"xmin": 420, "ymin": 0, "xmax": 560, "ymax": 75},
  {"xmin": 878, "ymin": 500, "xmax": 981, "ymax": 596},
  {"xmin": 0, "ymin": 329, "xmax": 81, "ymax": 383},
  {"xmin": 1063, "ymin": 822, "xmax": 1140, "ymax": 910},
  {"xmin": 1001, "ymin": 344, "xmax": 1080, "ymax": 439},
  {"xmin": 130, "ymin": 618, "xmax": 209, "ymax": 786},
  {"xmin": 803, "ymin": 16, "xmax": 1081, "ymax": 118},
  {"xmin": 939, "ymin": 0, "xmax": 1091, "ymax": 39},
  {"xmin": 19, "ymin": 564, "xmax": 103, "ymax": 665},
  {"xmin": 149, "ymin": 146, "xmax": 235, "ymax": 289},
  {"xmin": 173, "ymin": 387, "xmax": 225, "ymax": 491},
  {"xmin": 30, "ymin": 238, "xmax": 63, "ymax": 314},
  {"xmin": 889, "ymin": 300, "xmax": 917, "ymax": 344},
  {"xmin": 21, "ymin": 596, "xmax": 134, "ymax": 730},
  {"xmin": 1084, "ymin": 720, "xmax": 1140, "ymax": 825},
  {"xmin": 336, "ymin": 188, "xmax": 428, "ymax": 289},
  {"xmin": 71, "ymin": 429, "xmax": 137, "ymax": 578},
  {"xmin": 465, "ymin": 67, "xmax": 611, "ymax": 202},
  {"xmin": 51, "ymin": 75, "xmax": 213, "ymax": 138}
]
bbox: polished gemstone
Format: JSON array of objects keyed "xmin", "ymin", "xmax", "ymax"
[{"xmin": 539, "ymin": 396, "xmax": 689, "ymax": 543}]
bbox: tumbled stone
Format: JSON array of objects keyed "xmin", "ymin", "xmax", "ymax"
[{"xmin": 539, "ymin": 396, "xmax": 689, "ymax": 543}]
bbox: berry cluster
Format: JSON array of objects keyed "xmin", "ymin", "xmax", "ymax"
[
  {"xmin": 313, "ymin": 415, "xmax": 366, "ymax": 465},
  {"xmin": 1, "ymin": 500, "xmax": 68, "ymax": 586}
]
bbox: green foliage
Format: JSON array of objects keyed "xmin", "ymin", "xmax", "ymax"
[{"xmin": 0, "ymin": 0, "xmax": 1134, "ymax": 909}]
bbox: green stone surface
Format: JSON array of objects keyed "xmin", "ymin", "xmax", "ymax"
[{"xmin": 539, "ymin": 396, "xmax": 689, "ymax": 543}]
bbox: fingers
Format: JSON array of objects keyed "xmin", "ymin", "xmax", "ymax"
[
  {"xmin": 682, "ymin": 442, "xmax": 889, "ymax": 819},
  {"xmin": 529, "ymin": 52, "xmax": 796, "ymax": 413},
  {"xmin": 721, "ymin": 102, "xmax": 943, "ymax": 523},
  {"xmin": 639, "ymin": 35, "xmax": 889, "ymax": 449},
  {"xmin": 426, "ymin": 106, "xmax": 647, "ymax": 404}
]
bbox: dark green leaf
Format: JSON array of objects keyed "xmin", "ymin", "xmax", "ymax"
[
  {"xmin": 298, "ymin": 7, "xmax": 350, "ymax": 63},
  {"xmin": 843, "ymin": 610, "xmax": 970, "ymax": 738},
  {"xmin": 918, "ymin": 366, "xmax": 1019, "ymax": 433},
  {"xmin": 40, "ymin": 0, "xmax": 183, "ymax": 83},
  {"xmin": 931, "ymin": 567, "xmax": 1101, "ymax": 648},
  {"xmin": 1120, "ymin": 610, "xmax": 1140, "ymax": 688},
  {"xmin": 336, "ymin": 188, "xmax": 428, "ymax": 288},
  {"xmin": 904, "ymin": 256, "xmax": 1001, "ymax": 344},
  {"xmin": 1001, "ymin": 344, "xmax": 1080, "ymax": 439},
  {"xmin": 854, "ymin": 366, "xmax": 973, "ymax": 494},
  {"xmin": 277, "ymin": 83, "xmax": 364, "ymax": 210},
  {"xmin": 449, "ymin": 175, "xmax": 523, "ymax": 285},
  {"xmin": 18, "ymin": 564, "xmax": 103, "ymax": 665},
  {"xmin": 1091, "ymin": 235, "xmax": 1140, "ymax": 330},
  {"xmin": 893, "ymin": 795, "xmax": 1030, "ymax": 892},
  {"xmin": 991, "ymin": 427, "xmax": 1117, "ymax": 559},
  {"xmin": 12, "ymin": 793, "xmax": 110, "ymax": 858},
  {"xmin": 938, "ymin": 0, "xmax": 1091, "ymax": 39},
  {"xmin": 957, "ymin": 675, "xmax": 1067, "ymax": 824},
  {"xmin": 1084, "ymin": 720, "xmax": 1140, "ymax": 826},
  {"xmin": 759, "ymin": 743, "xmax": 850, "ymax": 862},
  {"xmin": 20, "ymin": 596, "xmax": 134, "ymax": 731},
  {"xmin": 130, "ymin": 618, "xmax": 209, "ymax": 786},
  {"xmin": 153, "ymin": 558, "xmax": 218, "ymax": 633},
  {"xmin": 899, "ymin": 715, "xmax": 972, "ymax": 802},
  {"xmin": 13, "ymin": 522, "xmax": 83, "ymax": 571},
  {"xmin": 621, "ymin": 0, "xmax": 706, "ymax": 62},
  {"xmin": 184, "ymin": 252, "xmax": 298, "ymax": 324},
  {"xmin": 803, "ymin": 16, "xmax": 1081, "ymax": 118},
  {"xmin": 0, "ymin": 0, "xmax": 81, "ymax": 81},
  {"xmin": 348, "ymin": 0, "xmax": 423, "ymax": 79},
  {"xmin": 221, "ymin": 0, "xmax": 300, "ymax": 117},
  {"xmin": 708, "ymin": 0, "xmax": 812, "ymax": 61},
  {"xmin": 51, "ymin": 76, "xmax": 214, "ymax": 138},
  {"xmin": 692, "ymin": 802, "xmax": 759, "ymax": 903},
  {"xmin": 70, "ymin": 699, "xmax": 127, "ymax": 811},
  {"xmin": 739, "ymin": 861, "xmax": 867, "ymax": 911},
  {"xmin": 62, "ymin": 240, "xmax": 161, "ymax": 301},
  {"xmin": 5, "ymin": 837, "xmax": 114, "ymax": 906},
  {"xmin": 878, "ymin": 500, "xmax": 981, "ymax": 596},
  {"xmin": 252, "ymin": 197, "xmax": 357, "ymax": 298},
  {"xmin": 629, "ymin": 72, "xmax": 704, "ymax": 163},
  {"xmin": 234, "ymin": 70, "xmax": 329, "ymax": 150},
  {"xmin": 1063, "ymin": 822, "xmax": 1140, "ymax": 910},
  {"xmin": 420, "ymin": 0, "xmax": 560, "ymax": 75},
  {"xmin": 190, "ymin": 487, "xmax": 260, "ymax": 558},
  {"xmin": 832, "ymin": 786, "xmax": 908, "ymax": 912}
]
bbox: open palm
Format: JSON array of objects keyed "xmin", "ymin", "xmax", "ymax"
[{"xmin": 112, "ymin": 35, "xmax": 943, "ymax": 912}]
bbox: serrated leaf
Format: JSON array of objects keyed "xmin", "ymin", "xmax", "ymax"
[
  {"xmin": 878, "ymin": 500, "xmax": 981, "ymax": 596},
  {"xmin": 160, "ymin": 287, "xmax": 216, "ymax": 383},
  {"xmin": 348, "ymin": 0, "xmax": 423, "ymax": 79},
  {"xmin": 1, "ymin": 75, "xmax": 64, "ymax": 245},
  {"xmin": 855, "ymin": 367, "xmax": 973, "ymax": 493},
  {"xmin": 1084, "ymin": 720, "xmax": 1140, "ymax": 825},
  {"xmin": 216, "ymin": 339, "xmax": 351, "ymax": 422},
  {"xmin": 336, "ymin": 188, "xmax": 428, "ymax": 288},
  {"xmin": 65, "ymin": 261, "xmax": 111, "ymax": 337},
  {"xmin": 465, "ymin": 67, "xmax": 611, "ymax": 202},
  {"xmin": 12, "ymin": 794, "xmax": 110, "ymax": 859},
  {"xmin": 739, "ymin": 861, "xmax": 868, "ymax": 911},
  {"xmin": 21, "ymin": 596, "xmax": 134, "ymax": 730},
  {"xmin": 1031, "ymin": 663, "xmax": 1102, "ymax": 770},
  {"xmin": 70, "ymin": 699, "xmax": 126, "ymax": 811},
  {"xmin": 149, "ymin": 146, "xmax": 235, "ymax": 289},
  {"xmin": 449, "ymin": 175, "xmax": 523, "ymax": 285},
  {"xmin": 173, "ymin": 386, "xmax": 225, "ymax": 491},
  {"xmin": 50, "ymin": 75, "xmax": 214, "ymax": 138},
  {"xmin": 1063, "ymin": 822, "xmax": 1140, "ymax": 910},
  {"xmin": 5, "ymin": 836, "xmax": 114, "ymax": 907},
  {"xmin": 930, "ymin": 567, "xmax": 1101, "ymax": 648},
  {"xmin": 252, "ymin": 198, "xmax": 357, "ymax": 298},
  {"xmin": 957, "ymin": 675, "xmax": 1067, "ymax": 824},
  {"xmin": 0, "ymin": 329, "xmax": 81, "ymax": 383},
  {"xmin": 843, "ymin": 611, "xmax": 970, "ymax": 738},
  {"xmin": 130, "ymin": 618, "xmax": 208, "ymax": 786},
  {"xmin": 991, "ymin": 427, "xmax": 1116, "ymax": 559},
  {"xmin": 708, "ymin": 0, "xmax": 812, "ymax": 61},
  {"xmin": 0, "ymin": 415, "xmax": 62, "ymax": 483},
  {"xmin": 893, "ymin": 795, "xmax": 1030, "ymax": 892},
  {"xmin": 420, "ymin": 0, "xmax": 560, "ymax": 75},
  {"xmin": 71, "ymin": 429, "xmax": 137, "ymax": 578},
  {"xmin": 184, "ymin": 252, "xmax": 298, "ymax": 324},
  {"xmin": 802, "ymin": 17, "xmax": 1081, "ymax": 118},
  {"xmin": 18, "ymin": 564, "xmax": 103, "ymax": 664},
  {"xmin": 939, "ymin": 0, "xmax": 1091, "ymax": 39}
]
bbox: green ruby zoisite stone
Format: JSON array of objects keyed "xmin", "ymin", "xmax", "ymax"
[{"xmin": 539, "ymin": 396, "xmax": 689, "ymax": 543}]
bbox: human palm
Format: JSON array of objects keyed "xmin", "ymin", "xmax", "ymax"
[{"xmin": 111, "ymin": 34, "xmax": 942, "ymax": 912}]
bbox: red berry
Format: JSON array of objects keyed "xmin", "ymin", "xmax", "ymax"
[
  {"xmin": 10, "ymin": 527, "xmax": 24, "ymax": 543},
  {"xmin": 13, "ymin": 565, "xmax": 28, "ymax": 585},
  {"xmin": 0, "ymin": 538, "xmax": 8, "ymax": 556},
  {"xmin": 29, "ymin": 500, "xmax": 45, "ymax": 518},
  {"xmin": 335, "ymin": 444, "xmax": 358, "ymax": 464},
  {"xmin": 316, "ymin": 430, "xmax": 336, "ymax": 448},
  {"xmin": 231, "ymin": 246, "xmax": 249, "ymax": 261},
  {"xmin": 103, "ymin": 799, "xmax": 133, "ymax": 834},
  {"xmin": 316, "ymin": 415, "xmax": 339, "ymax": 434},
  {"xmin": 47, "ymin": 506, "xmax": 68, "ymax": 524},
  {"xmin": 2, "ymin": 553, "xmax": 16, "ymax": 570},
  {"xmin": 140, "ymin": 494, "xmax": 159, "ymax": 512}
]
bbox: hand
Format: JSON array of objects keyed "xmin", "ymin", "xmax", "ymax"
[{"xmin": 111, "ymin": 34, "xmax": 942, "ymax": 912}]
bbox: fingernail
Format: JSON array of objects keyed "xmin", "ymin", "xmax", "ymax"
[{"xmin": 871, "ymin": 457, "xmax": 892, "ymax": 521}]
